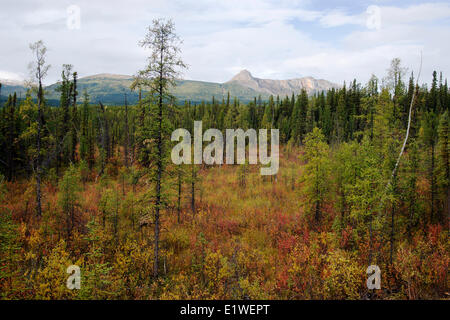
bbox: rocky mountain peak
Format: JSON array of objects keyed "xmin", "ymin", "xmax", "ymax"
[
  {"xmin": 227, "ymin": 70, "xmax": 339, "ymax": 96},
  {"xmin": 229, "ymin": 69, "xmax": 254, "ymax": 82}
]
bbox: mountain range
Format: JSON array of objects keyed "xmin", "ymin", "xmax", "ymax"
[{"xmin": 0, "ymin": 70, "xmax": 339, "ymax": 105}]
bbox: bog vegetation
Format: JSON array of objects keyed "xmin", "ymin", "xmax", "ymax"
[{"xmin": 0, "ymin": 19, "xmax": 448, "ymax": 299}]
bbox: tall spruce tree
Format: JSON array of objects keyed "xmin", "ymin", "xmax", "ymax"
[{"xmin": 136, "ymin": 18, "xmax": 186, "ymax": 277}]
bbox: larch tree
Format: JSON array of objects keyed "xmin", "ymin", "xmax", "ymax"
[
  {"xmin": 420, "ymin": 110, "xmax": 438, "ymax": 224},
  {"xmin": 384, "ymin": 58, "xmax": 407, "ymax": 122},
  {"xmin": 58, "ymin": 165, "xmax": 81, "ymax": 242},
  {"xmin": 301, "ymin": 127, "xmax": 331, "ymax": 225},
  {"xmin": 404, "ymin": 139, "xmax": 420, "ymax": 239}
]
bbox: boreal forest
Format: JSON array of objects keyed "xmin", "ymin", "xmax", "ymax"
[{"xmin": 0, "ymin": 19, "xmax": 448, "ymax": 300}]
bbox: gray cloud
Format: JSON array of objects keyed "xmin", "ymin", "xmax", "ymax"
[{"xmin": 0, "ymin": 0, "xmax": 449, "ymax": 86}]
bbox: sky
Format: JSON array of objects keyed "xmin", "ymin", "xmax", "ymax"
[{"xmin": 1, "ymin": 0, "xmax": 450, "ymax": 86}]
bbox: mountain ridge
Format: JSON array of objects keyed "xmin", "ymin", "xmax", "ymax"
[
  {"xmin": 0, "ymin": 71, "xmax": 340, "ymax": 105},
  {"xmin": 226, "ymin": 70, "xmax": 339, "ymax": 96}
]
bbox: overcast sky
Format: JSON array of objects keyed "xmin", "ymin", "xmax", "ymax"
[{"xmin": 1, "ymin": 0, "xmax": 450, "ymax": 85}]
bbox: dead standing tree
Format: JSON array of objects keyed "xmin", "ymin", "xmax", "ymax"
[{"xmin": 28, "ymin": 40, "xmax": 50, "ymax": 218}]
